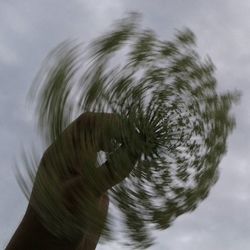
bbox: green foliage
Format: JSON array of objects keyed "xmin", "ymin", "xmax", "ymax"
[{"xmin": 22, "ymin": 13, "xmax": 239, "ymax": 249}]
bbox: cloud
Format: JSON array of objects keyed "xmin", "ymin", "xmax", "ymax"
[{"xmin": 1, "ymin": 1, "xmax": 250, "ymax": 249}]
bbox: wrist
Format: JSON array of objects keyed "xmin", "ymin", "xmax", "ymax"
[{"xmin": 6, "ymin": 205, "xmax": 77, "ymax": 250}]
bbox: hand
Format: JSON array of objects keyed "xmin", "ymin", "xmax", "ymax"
[
  {"xmin": 6, "ymin": 113, "xmax": 112, "ymax": 250},
  {"xmin": 6, "ymin": 112, "xmax": 139, "ymax": 250}
]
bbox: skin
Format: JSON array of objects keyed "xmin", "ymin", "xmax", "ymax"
[{"xmin": 6, "ymin": 112, "xmax": 138, "ymax": 250}]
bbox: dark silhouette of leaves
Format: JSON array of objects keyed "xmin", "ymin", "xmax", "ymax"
[{"xmin": 17, "ymin": 13, "xmax": 240, "ymax": 249}]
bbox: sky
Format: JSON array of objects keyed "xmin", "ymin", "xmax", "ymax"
[{"xmin": 0, "ymin": 1, "xmax": 250, "ymax": 249}]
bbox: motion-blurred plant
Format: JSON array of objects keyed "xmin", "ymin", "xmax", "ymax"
[{"xmin": 17, "ymin": 13, "xmax": 240, "ymax": 249}]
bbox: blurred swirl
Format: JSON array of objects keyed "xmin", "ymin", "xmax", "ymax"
[{"xmin": 17, "ymin": 13, "xmax": 240, "ymax": 249}]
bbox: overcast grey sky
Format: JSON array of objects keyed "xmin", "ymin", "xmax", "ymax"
[{"xmin": 1, "ymin": 1, "xmax": 250, "ymax": 249}]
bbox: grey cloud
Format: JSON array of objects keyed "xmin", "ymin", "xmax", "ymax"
[{"xmin": 1, "ymin": 1, "xmax": 250, "ymax": 249}]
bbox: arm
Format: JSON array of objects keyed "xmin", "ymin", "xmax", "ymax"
[
  {"xmin": 76, "ymin": 194, "xmax": 109, "ymax": 250},
  {"xmin": 6, "ymin": 196, "xmax": 108, "ymax": 250},
  {"xmin": 6, "ymin": 112, "xmax": 139, "ymax": 250},
  {"xmin": 5, "ymin": 205, "xmax": 77, "ymax": 250}
]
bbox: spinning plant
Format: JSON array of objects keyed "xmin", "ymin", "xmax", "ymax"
[{"xmin": 17, "ymin": 13, "xmax": 239, "ymax": 249}]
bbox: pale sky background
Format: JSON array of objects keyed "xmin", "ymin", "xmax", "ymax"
[{"xmin": 1, "ymin": 1, "xmax": 250, "ymax": 249}]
